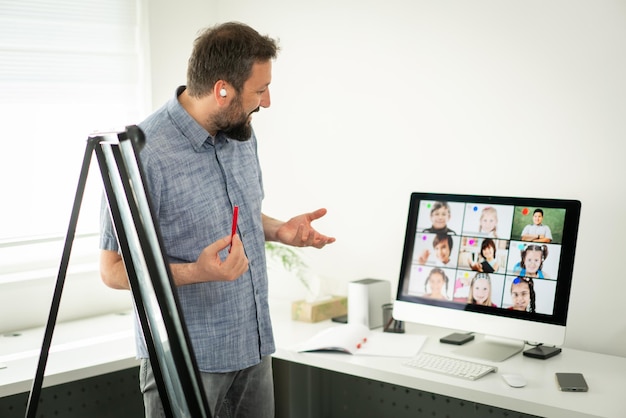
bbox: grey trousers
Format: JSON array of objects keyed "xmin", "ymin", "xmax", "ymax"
[{"xmin": 139, "ymin": 356, "xmax": 275, "ymax": 418}]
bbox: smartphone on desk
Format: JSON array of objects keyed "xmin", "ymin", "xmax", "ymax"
[{"xmin": 555, "ymin": 372, "xmax": 588, "ymax": 392}]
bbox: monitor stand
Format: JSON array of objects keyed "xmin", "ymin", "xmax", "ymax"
[{"xmin": 453, "ymin": 335, "xmax": 524, "ymax": 362}]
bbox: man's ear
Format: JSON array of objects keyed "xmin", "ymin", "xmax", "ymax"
[{"xmin": 215, "ymin": 80, "xmax": 229, "ymax": 103}]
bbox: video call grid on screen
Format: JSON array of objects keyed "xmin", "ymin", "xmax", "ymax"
[{"xmin": 398, "ymin": 193, "xmax": 581, "ymax": 321}]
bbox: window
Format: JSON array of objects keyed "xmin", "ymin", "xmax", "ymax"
[
  {"xmin": 0, "ymin": 0, "xmax": 147, "ymax": 243},
  {"xmin": 0, "ymin": 0, "xmax": 147, "ymax": 332}
]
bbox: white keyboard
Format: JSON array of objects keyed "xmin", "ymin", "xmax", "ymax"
[{"xmin": 403, "ymin": 352, "xmax": 497, "ymax": 381}]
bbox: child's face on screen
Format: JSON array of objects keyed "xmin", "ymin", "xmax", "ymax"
[
  {"xmin": 511, "ymin": 282, "xmax": 530, "ymax": 311},
  {"xmin": 430, "ymin": 207, "xmax": 450, "ymax": 229},
  {"xmin": 428, "ymin": 272, "xmax": 445, "ymax": 294},
  {"xmin": 480, "ymin": 212, "xmax": 497, "ymax": 232},
  {"xmin": 533, "ymin": 212, "xmax": 544, "ymax": 225},
  {"xmin": 434, "ymin": 240, "xmax": 451, "ymax": 264},
  {"xmin": 523, "ymin": 250, "xmax": 542, "ymax": 274},
  {"xmin": 482, "ymin": 245, "xmax": 494, "ymax": 260},
  {"xmin": 472, "ymin": 278, "xmax": 490, "ymax": 304}
]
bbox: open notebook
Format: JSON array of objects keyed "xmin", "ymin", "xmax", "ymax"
[{"xmin": 292, "ymin": 323, "xmax": 427, "ymax": 357}]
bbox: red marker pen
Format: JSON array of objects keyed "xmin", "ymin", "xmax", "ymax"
[{"xmin": 229, "ymin": 205, "xmax": 239, "ymax": 253}]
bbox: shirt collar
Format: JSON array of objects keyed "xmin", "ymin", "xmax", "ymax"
[{"xmin": 167, "ymin": 86, "xmax": 214, "ymax": 151}]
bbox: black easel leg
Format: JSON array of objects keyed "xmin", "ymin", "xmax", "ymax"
[{"xmin": 25, "ymin": 138, "xmax": 97, "ymax": 418}]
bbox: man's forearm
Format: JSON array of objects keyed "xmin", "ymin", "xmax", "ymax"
[{"xmin": 262, "ymin": 213, "xmax": 283, "ymax": 242}]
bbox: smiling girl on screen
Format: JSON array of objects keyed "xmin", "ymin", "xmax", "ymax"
[
  {"xmin": 508, "ymin": 277, "xmax": 536, "ymax": 313},
  {"xmin": 469, "ymin": 238, "xmax": 499, "ymax": 273},
  {"xmin": 467, "ymin": 273, "xmax": 497, "ymax": 307},
  {"xmin": 477, "ymin": 206, "xmax": 498, "ymax": 238},
  {"xmin": 514, "ymin": 244, "xmax": 549, "ymax": 279},
  {"xmin": 424, "ymin": 268, "xmax": 450, "ymax": 300}
]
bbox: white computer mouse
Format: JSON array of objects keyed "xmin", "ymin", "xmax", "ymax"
[{"xmin": 501, "ymin": 373, "xmax": 527, "ymax": 388}]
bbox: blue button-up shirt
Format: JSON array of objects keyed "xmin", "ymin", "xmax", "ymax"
[{"xmin": 100, "ymin": 86, "xmax": 275, "ymax": 372}]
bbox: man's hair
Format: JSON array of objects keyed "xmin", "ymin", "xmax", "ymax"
[
  {"xmin": 186, "ymin": 22, "xmax": 279, "ymax": 97},
  {"xmin": 533, "ymin": 208, "xmax": 544, "ymax": 216}
]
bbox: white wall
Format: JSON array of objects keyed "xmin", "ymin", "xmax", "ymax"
[
  {"xmin": 148, "ymin": 0, "xmax": 626, "ymax": 357},
  {"xmin": 146, "ymin": 0, "xmax": 217, "ymax": 108}
]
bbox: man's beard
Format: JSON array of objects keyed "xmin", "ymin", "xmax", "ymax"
[
  {"xmin": 213, "ymin": 96, "xmax": 258, "ymax": 141},
  {"xmin": 224, "ymin": 119, "xmax": 252, "ymax": 141}
]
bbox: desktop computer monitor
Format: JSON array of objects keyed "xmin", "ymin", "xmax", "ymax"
[{"xmin": 393, "ymin": 192, "xmax": 581, "ymax": 361}]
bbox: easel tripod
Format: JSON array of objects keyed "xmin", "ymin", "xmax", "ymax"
[{"xmin": 25, "ymin": 126, "xmax": 210, "ymax": 418}]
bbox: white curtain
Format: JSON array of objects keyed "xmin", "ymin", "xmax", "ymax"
[{"xmin": 0, "ymin": 0, "xmax": 146, "ymax": 241}]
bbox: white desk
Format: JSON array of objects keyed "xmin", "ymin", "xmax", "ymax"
[
  {"xmin": 269, "ymin": 299, "xmax": 626, "ymax": 418},
  {"xmin": 1, "ymin": 302, "xmax": 625, "ymax": 418},
  {"xmin": 0, "ymin": 312, "xmax": 138, "ymax": 398}
]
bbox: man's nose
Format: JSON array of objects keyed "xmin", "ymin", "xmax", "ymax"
[{"xmin": 260, "ymin": 88, "xmax": 271, "ymax": 108}]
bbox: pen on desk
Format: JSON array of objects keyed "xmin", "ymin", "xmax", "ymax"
[
  {"xmin": 229, "ymin": 205, "xmax": 239, "ymax": 253},
  {"xmin": 356, "ymin": 337, "xmax": 367, "ymax": 350}
]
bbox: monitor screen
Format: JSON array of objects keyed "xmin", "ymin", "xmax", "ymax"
[{"xmin": 393, "ymin": 192, "xmax": 581, "ymax": 360}]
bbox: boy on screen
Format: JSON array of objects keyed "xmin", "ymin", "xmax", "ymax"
[
  {"xmin": 423, "ymin": 201, "xmax": 457, "ymax": 235},
  {"xmin": 417, "ymin": 234, "xmax": 456, "ymax": 267},
  {"xmin": 521, "ymin": 208, "xmax": 553, "ymax": 243}
]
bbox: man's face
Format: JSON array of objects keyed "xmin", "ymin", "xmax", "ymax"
[
  {"xmin": 215, "ymin": 61, "xmax": 272, "ymax": 141},
  {"xmin": 533, "ymin": 212, "xmax": 543, "ymax": 225}
]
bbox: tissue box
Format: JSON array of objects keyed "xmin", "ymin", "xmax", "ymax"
[{"xmin": 291, "ymin": 296, "xmax": 348, "ymax": 323}]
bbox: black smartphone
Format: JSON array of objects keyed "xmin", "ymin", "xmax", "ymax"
[
  {"xmin": 555, "ymin": 372, "xmax": 588, "ymax": 392},
  {"xmin": 440, "ymin": 332, "xmax": 475, "ymax": 345},
  {"xmin": 331, "ymin": 315, "xmax": 348, "ymax": 324}
]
